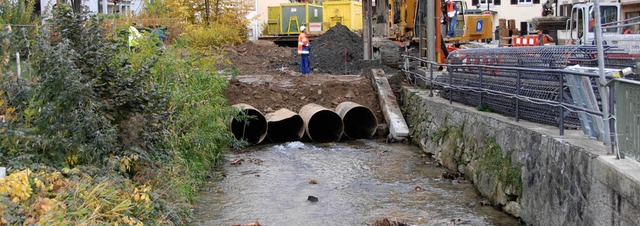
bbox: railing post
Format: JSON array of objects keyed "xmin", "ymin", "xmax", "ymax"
[
  {"xmin": 429, "ymin": 63, "xmax": 434, "ymax": 97},
  {"xmin": 479, "ymin": 66, "xmax": 484, "ymax": 107},
  {"xmin": 516, "ymin": 70, "xmax": 521, "ymax": 122},
  {"xmin": 448, "ymin": 65, "xmax": 453, "ymax": 104},
  {"xmin": 609, "ymin": 85, "xmax": 620, "ymax": 159},
  {"xmin": 558, "ymin": 71, "xmax": 564, "ymax": 136}
]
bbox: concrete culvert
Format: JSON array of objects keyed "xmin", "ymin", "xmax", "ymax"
[
  {"xmin": 299, "ymin": 103, "xmax": 344, "ymax": 142},
  {"xmin": 231, "ymin": 104, "xmax": 267, "ymax": 144},
  {"xmin": 265, "ymin": 108, "xmax": 304, "ymax": 143},
  {"xmin": 336, "ymin": 101, "xmax": 378, "ymax": 139}
]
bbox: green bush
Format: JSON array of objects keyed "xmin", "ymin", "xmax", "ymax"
[
  {"xmin": 0, "ymin": 0, "xmax": 38, "ymax": 25},
  {"xmin": 0, "ymin": 4, "xmax": 236, "ymax": 225},
  {"xmin": 0, "ymin": 0, "xmax": 39, "ymax": 73},
  {"xmin": 184, "ymin": 23, "xmax": 245, "ymax": 51},
  {"xmin": 150, "ymin": 47, "xmax": 235, "ymax": 201}
]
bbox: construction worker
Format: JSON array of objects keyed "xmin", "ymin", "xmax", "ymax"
[
  {"xmin": 298, "ymin": 25, "xmax": 311, "ymax": 74},
  {"xmin": 537, "ymin": 30, "xmax": 554, "ymax": 46},
  {"xmin": 446, "ymin": 0, "xmax": 459, "ymax": 38},
  {"xmin": 128, "ymin": 23, "xmax": 142, "ymax": 51},
  {"xmin": 588, "ymin": 16, "xmax": 596, "ymax": 32}
]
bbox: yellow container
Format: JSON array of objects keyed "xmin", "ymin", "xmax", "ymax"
[
  {"xmin": 322, "ymin": 1, "xmax": 363, "ymax": 31},
  {"xmin": 267, "ymin": 6, "xmax": 281, "ymax": 35}
]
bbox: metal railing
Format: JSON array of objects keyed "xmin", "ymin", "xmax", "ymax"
[
  {"xmin": 613, "ymin": 78, "xmax": 640, "ymax": 162},
  {"xmin": 401, "ymin": 54, "xmax": 623, "ymax": 157},
  {"xmin": 601, "ymin": 16, "xmax": 640, "ymax": 30}
]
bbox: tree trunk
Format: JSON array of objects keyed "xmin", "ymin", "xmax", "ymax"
[{"xmin": 205, "ymin": 0, "xmax": 210, "ymax": 26}]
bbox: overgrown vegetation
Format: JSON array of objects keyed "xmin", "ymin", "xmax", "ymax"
[
  {"xmin": 138, "ymin": 0, "xmax": 250, "ymax": 47},
  {"xmin": 476, "ymin": 103, "xmax": 495, "ymax": 112},
  {"xmin": 430, "ymin": 117, "xmax": 451, "ymax": 143},
  {"xmin": 481, "ymin": 138, "xmax": 522, "ymax": 196},
  {"xmin": 448, "ymin": 122, "xmax": 465, "ymax": 165},
  {"xmin": 0, "ymin": 1, "xmax": 246, "ymax": 224}
]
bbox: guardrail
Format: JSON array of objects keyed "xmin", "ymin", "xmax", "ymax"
[
  {"xmin": 402, "ymin": 55, "xmax": 622, "ymax": 158},
  {"xmin": 613, "ymin": 78, "xmax": 640, "ymax": 162}
]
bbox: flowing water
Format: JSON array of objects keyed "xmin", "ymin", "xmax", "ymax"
[{"xmin": 193, "ymin": 140, "xmax": 521, "ymax": 226}]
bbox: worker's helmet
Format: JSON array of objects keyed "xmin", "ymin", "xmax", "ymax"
[{"xmin": 300, "ymin": 25, "xmax": 306, "ymax": 31}]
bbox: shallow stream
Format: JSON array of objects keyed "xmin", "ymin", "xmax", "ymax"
[{"xmin": 193, "ymin": 140, "xmax": 520, "ymax": 226}]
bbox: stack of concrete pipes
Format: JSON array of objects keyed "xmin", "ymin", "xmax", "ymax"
[{"xmin": 231, "ymin": 102, "xmax": 378, "ymax": 144}]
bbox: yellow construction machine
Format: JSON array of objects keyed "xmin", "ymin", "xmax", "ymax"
[
  {"xmin": 375, "ymin": 0, "xmax": 492, "ymax": 63},
  {"xmin": 385, "ymin": 0, "xmax": 493, "ymax": 43}
]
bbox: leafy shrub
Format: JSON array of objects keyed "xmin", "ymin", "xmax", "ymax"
[
  {"xmin": 0, "ymin": 0, "xmax": 38, "ymax": 25},
  {"xmin": 23, "ymin": 5, "xmax": 168, "ymax": 166},
  {"xmin": 147, "ymin": 46, "xmax": 234, "ymax": 202},
  {"xmin": 0, "ymin": 168, "xmax": 168, "ymax": 225},
  {"xmin": 183, "ymin": 23, "xmax": 245, "ymax": 51},
  {"xmin": 0, "ymin": 2, "xmax": 239, "ymax": 225},
  {"xmin": 0, "ymin": 0, "xmax": 39, "ymax": 72}
]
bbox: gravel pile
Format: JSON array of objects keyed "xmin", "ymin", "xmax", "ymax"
[{"xmin": 311, "ymin": 23, "xmax": 364, "ymax": 74}]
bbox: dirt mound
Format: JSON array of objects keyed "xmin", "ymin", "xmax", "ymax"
[
  {"xmin": 224, "ymin": 75, "xmax": 383, "ymax": 124},
  {"xmin": 217, "ymin": 40, "xmax": 296, "ymax": 75},
  {"xmin": 311, "ymin": 23, "xmax": 364, "ymax": 75}
]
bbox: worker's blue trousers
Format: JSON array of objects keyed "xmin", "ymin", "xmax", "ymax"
[
  {"xmin": 300, "ymin": 54, "xmax": 310, "ymax": 74},
  {"xmin": 448, "ymin": 16, "xmax": 457, "ymax": 37}
]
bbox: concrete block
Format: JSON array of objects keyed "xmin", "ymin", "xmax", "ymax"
[
  {"xmin": 591, "ymin": 155, "xmax": 640, "ymax": 209},
  {"xmin": 370, "ymin": 69, "xmax": 409, "ymax": 140}
]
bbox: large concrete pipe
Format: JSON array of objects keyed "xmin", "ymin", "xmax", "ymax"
[
  {"xmin": 335, "ymin": 101, "xmax": 378, "ymax": 139},
  {"xmin": 299, "ymin": 103, "xmax": 344, "ymax": 142},
  {"xmin": 231, "ymin": 104, "xmax": 267, "ymax": 144},
  {"xmin": 265, "ymin": 108, "xmax": 304, "ymax": 142}
]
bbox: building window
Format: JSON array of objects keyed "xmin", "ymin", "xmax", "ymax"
[
  {"xmin": 626, "ymin": 12, "xmax": 640, "ymax": 21},
  {"xmin": 510, "ymin": 0, "xmax": 538, "ymax": 5},
  {"xmin": 559, "ymin": 4, "xmax": 571, "ymax": 17},
  {"xmin": 480, "ymin": 0, "xmax": 493, "ymax": 5},
  {"xmin": 474, "ymin": 0, "xmax": 500, "ymax": 6}
]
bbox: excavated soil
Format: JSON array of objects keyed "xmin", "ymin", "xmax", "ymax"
[
  {"xmin": 220, "ymin": 28, "xmax": 411, "ymax": 127},
  {"xmin": 225, "ymin": 75, "xmax": 384, "ymax": 123},
  {"xmin": 311, "ymin": 23, "xmax": 364, "ymax": 74},
  {"xmin": 217, "ymin": 41, "xmax": 297, "ymax": 75}
]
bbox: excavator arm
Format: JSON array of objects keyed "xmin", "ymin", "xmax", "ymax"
[{"xmin": 388, "ymin": 0, "xmax": 418, "ymax": 41}]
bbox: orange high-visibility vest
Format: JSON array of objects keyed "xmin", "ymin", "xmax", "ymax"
[
  {"xmin": 447, "ymin": 2, "xmax": 456, "ymax": 17},
  {"xmin": 298, "ymin": 33, "xmax": 309, "ymax": 55},
  {"xmin": 447, "ymin": 2, "xmax": 455, "ymax": 12}
]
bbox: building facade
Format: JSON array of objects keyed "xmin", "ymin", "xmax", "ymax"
[
  {"xmin": 467, "ymin": 0, "xmax": 544, "ymax": 33},
  {"xmin": 40, "ymin": 0, "xmax": 143, "ymax": 17},
  {"xmin": 620, "ymin": 0, "xmax": 640, "ymax": 20},
  {"xmin": 248, "ymin": 0, "xmax": 289, "ymax": 39}
]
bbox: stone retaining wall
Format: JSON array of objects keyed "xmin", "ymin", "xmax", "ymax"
[{"xmin": 401, "ymin": 87, "xmax": 640, "ymax": 226}]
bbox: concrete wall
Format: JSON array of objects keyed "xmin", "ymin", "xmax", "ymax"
[{"xmin": 401, "ymin": 87, "xmax": 640, "ymax": 225}]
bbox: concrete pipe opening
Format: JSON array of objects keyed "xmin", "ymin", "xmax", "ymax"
[
  {"xmin": 231, "ymin": 104, "xmax": 267, "ymax": 144},
  {"xmin": 336, "ymin": 101, "xmax": 378, "ymax": 139},
  {"xmin": 299, "ymin": 103, "xmax": 344, "ymax": 143},
  {"xmin": 265, "ymin": 108, "xmax": 304, "ymax": 142}
]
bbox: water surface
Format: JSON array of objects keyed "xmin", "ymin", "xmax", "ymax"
[{"xmin": 193, "ymin": 140, "xmax": 520, "ymax": 226}]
